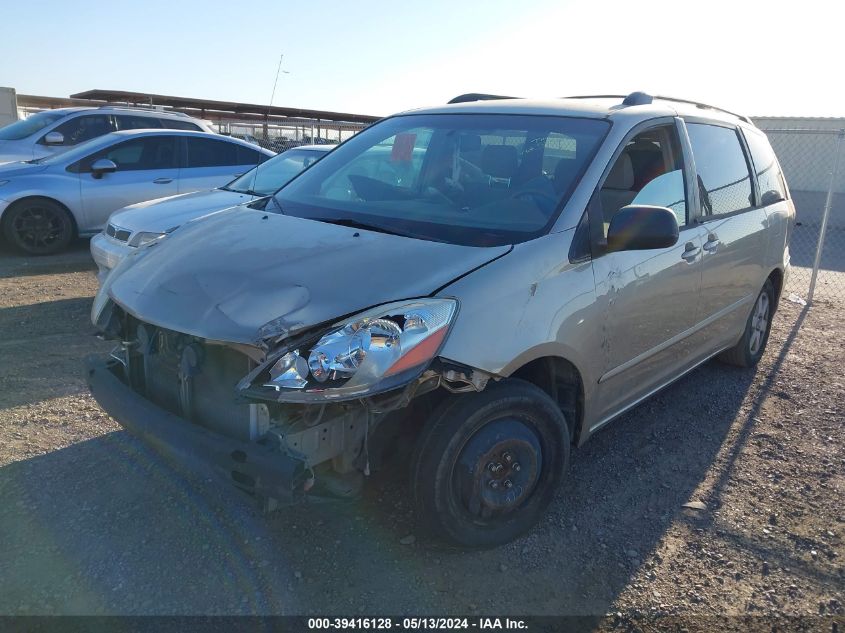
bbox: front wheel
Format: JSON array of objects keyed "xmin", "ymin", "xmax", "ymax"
[
  {"xmin": 410, "ymin": 379, "xmax": 569, "ymax": 548},
  {"xmin": 2, "ymin": 198, "xmax": 75, "ymax": 255},
  {"xmin": 718, "ymin": 279, "xmax": 775, "ymax": 367}
]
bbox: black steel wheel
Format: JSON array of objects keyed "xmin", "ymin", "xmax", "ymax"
[
  {"xmin": 3, "ymin": 198, "xmax": 74, "ymax": 255},
  {"xmin": 411, "ymin": 379, "xmax": 569, "ymax": 548}
]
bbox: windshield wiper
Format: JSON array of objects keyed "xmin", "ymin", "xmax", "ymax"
[{"xmin": 314, "ymin": 217, "xmax": 407, "ymax": 237}]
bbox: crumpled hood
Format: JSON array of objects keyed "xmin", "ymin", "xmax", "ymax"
[
  {"xmin": 108, "ymin": 207, "xmax": 510, "ymax": 345},
  {"xmin": 108, "ymin": 189, "xmax": 253, "ymax": 234}
]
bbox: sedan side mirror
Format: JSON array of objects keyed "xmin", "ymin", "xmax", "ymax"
[
  {"xmin": 90, "ymin": 158, "xmax": 118, "ymax": 179},
  {"xmin": 606, "ymin": 205, "xmax": 679, "ymax": 252},
  {"xmin": 43, "ymin": 131, "xmax": 65, "ymax": 146}
]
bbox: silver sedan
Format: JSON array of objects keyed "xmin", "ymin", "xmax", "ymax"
[
  {"xmin": 0, "ymin": 129, "xmax": 274, "ymax": 254},
  {"xmin": 90, "ymin": 145, "xmax": 331, "ymax": 280}
]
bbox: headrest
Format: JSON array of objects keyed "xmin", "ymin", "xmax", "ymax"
[
  {"xmin": 554, "ymin": 158, "xmax": 578, "ymax": 192},
  {"xmin": 604, "ymin": 153, "xmax": 634, "ymax": 190},
  {"xmin": 481, "ymin": 145, "xmax": 519, "ymax": 179}
]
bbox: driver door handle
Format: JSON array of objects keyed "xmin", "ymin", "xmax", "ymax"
[
  {"xmin": 153, "ymin": 178, "xmax": 173, "ymax": 184},
  {"xmin": 681, "ymin": 242, "xmax": 700, "ymax": 263}
]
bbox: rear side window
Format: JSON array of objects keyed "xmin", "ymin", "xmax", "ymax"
[
  {"xmin": 80, "ymin": 136, "xmax": 178, "ymax": 172},
  {"xmin": 235, "ymin": 145, "xmax": 266, "ymax": 166},
  {"xmin": 114, "ymin": 115, "xmax": 163, "ymax": 131},
  {"xmin": 43, "ymin": 114, "xmax": 114, "ymax": 146},
  {"xmin": 185, "ymin": 138, "xmax": 253, "ymax": 167},
  {"xmin": 686, "ymin": 123, "xmax": 753, "ymax": 216},
  {"xmin": 160, "ymin": 118, "xmax": 203, "ymax": 131},
  {"xmin": 744, "ymin": 129, "xmax": 788, "ymax": 204}
]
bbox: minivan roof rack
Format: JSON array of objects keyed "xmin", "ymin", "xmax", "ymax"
[
  {"xmin": 565, "ymin": 92, "xmax": 753, "ymax": 125},
  {"xmin": 448, "ymin": 93, "xmax": 518, "ymax": 104},
  {"xmin": 96, "ymin": 104, "xmax": 192, "ymax": 118}
]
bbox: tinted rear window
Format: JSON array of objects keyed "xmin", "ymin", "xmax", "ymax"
[
  {"xmin": 185, "ymin": 137, "xmax": 258, "ymax": 167},
  {"xmin": 744, "ymin": 129, "xmax": 788, "ymax": 204}
]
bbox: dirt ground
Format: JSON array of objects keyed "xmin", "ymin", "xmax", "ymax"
[{"xmin": 0, "ymin": 240, "xmax": 842, "ymax": 630}]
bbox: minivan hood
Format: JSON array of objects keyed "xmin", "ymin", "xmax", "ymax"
[
  {"xmin": 108, "ymin": 208, "xmax": 510, "ymax": 346},
  {"xmin": 108, "ymin": 189, "xmax": 254, "ymax": 234}
]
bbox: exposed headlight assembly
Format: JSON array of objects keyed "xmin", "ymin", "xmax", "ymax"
[
  {"xmin": 129, "ymin": 231, "xmax": 166, "ymax": 247},
  {"xmin": 249, "ymin": 298, "xmax": 457, "ymax": 402}
]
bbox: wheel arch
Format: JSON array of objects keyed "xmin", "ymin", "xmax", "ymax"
[
  {"xmin": 1, "ymin": 195, "xmax": 79, "ymax": 238},
  {"xmin": 505, "ymin": 354, "xmax": 586, "ymax": 445},
  {"xmin": 766, "ymin": 266, "xmax": 784, "ymax": 311}
]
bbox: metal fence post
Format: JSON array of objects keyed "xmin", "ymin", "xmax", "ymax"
[{"xmin": 807, "ymin": 129, "xmax": 845, "ymax": 305}]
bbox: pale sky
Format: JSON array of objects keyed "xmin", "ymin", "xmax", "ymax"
[{"xmin": 2, "ymin": 0, "xmax": 843, "ymax": 118}]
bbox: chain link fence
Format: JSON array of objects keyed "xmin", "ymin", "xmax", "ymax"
[
  {"xmin": 757, "ymin": 125, "xmax": 845, "ymax": 304},
  {"xmin": 215, "ymin": 118, "xmax": 369, "ymax": 153}
]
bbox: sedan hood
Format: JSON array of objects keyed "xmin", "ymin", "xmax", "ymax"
[
  {"xmin": 0, "ymin": 161, "xmax": 49, "ymax": 177},
  {"xmin": 108, "ymin": 189, "xmax": 254, "ymax": 234},
  {"xmin": 108, "ymin": 208, "xmax": 510, "ymax": 346}
]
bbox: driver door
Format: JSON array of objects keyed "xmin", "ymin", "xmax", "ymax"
[
  {"xmin": 590, "ymin": 120, "xmax": 708, "ymax": 425},
  {"xmin": 77, "ymin": 135, "xmax": 179, "ymax": 231}
]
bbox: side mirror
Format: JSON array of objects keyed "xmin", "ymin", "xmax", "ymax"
[
  {"xmin": 43, "ymin": 131, "xmax": 65, "ymax": 146},
  {"xmin": 761, "ymin": 189, "xmax": 785, "ymax": 206},
  {"xmin": 90, "ymin": 158, "xmax": 117, "ymax": 179},
  {"xmin": 607, "ymin": 205, "xmax": 679, "ymax": 252}
]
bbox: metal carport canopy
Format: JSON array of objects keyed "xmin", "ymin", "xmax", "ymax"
[{"xmin": 69, "ymin": 89, "xmax": 381, "ymax": 125}]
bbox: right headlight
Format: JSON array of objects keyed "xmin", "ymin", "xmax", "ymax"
[
  {"xmin": 246, "ymin": 298, "xmax": 458, "ymax": 402},
  {"xmin": 129, "ymin": 231, "xmax": 166, "ymax": 247}
]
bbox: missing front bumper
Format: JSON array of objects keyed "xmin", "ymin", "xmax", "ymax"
[{"xmin": 85, "ymin": 355, "xmax": 309, "ymax": 502}]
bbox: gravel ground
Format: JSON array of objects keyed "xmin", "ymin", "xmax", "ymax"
[{"xmin": 0, "ymin": 242, "xmax": 842, "ymax": 629}]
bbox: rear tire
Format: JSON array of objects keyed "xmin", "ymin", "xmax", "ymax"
[
  {"xmin": 718, "ymin": 279, "xmax": 775, "ymax": 368},
  {"xmin": 2, "ymin": 198, "xmax": 75, "ymax": 255},
  {"xmin": 410, "ymin": 379, "xmax": 569, "ymax": 548}
]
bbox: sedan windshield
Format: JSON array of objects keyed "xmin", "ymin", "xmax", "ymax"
[
  {"xmin": 274, "ymin": 113, "xmax": 609, "ymax": 246},
  {"xmin": 226, "ymin": 148, "xmax": 326, "ymax": 196},
  {"xmin": 0, "ymin": 111, "xmax": 68, "ymax": 141}
]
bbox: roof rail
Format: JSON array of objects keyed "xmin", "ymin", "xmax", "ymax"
[
  {"xmin": 448, "ymin": 93, "xmax": 517, "ymax": 104},
  {"xmin": 565, "ymin": 92, "xmax": 753, "ymax": 125},
  {"xmin": 96, "ymin": 104, "xmax": 192, "ymax": 118}
]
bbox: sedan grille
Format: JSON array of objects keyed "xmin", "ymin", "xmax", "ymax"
[{"xmin": 106, "ymin": 223, "xmax": 131, "ymax": 242}]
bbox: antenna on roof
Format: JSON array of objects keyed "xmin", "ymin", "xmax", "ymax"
[
  {"xmin": 448, "ymin": 93, "xmax": 517, "ymax": 104},
  {"xmin": 622, "ymin": 91, "xmax": 653, "ymax": 106}
]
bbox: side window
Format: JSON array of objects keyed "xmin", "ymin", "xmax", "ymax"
[
  {"xmin": 114, "ymin": 115, "xmax": 163, "ymax": 131},
  {"xmin": 81, "ymin": 136, "xmax": 178, "ymax": 172},
  {"xmin": 599, "ymin": 124, "xmax": 687, "ymax": 234},
  {"xmin": 235, "ymin": 145, "xmax": 264, "ymax": 166},
  {"xmin": 43, "ymin": 114, "xmax": 114, "ymax": 146},
  {"xmin": 743, "ymin": 129, "xmax": 788, "ymax": 204},
  {"xmin": 686, "ymin": 123, "xmax": 753, "ymax": 216},
  {"xmin": 160, "ymin": 119, "xmax": 202, "ymax": 131},
  {"xmin": 185, "ymin": 138, "xmax": 240, "ymax": 168}
]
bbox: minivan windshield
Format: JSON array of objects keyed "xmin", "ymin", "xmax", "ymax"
[
  {"xmin": 225, "ymin": 148, "xmax": 326, "ymax": 196},
  {"xmin": 0, "ymin": 111, "xmax": 68, "ymax": 141},
  {"xmin": 274, "ymin": 113, "xmax": 609, "ymax": 246}
]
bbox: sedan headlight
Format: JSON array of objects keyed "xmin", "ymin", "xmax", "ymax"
[
  {"xmin": 251, "ymin": 298, "xmax": 457, "ymax": 402},
  {"xmin": 129, "ymin": 231, "xmax": 166, "ymax": 247}
]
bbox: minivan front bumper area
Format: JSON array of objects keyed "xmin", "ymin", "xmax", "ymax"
[{"xmin": 85, "ymin": 355, "xmax": 309, "ymax": 502}]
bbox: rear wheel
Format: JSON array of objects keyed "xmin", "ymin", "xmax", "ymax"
[
  {"xmin": 2, "ymin": 198, "xmax": 75, "ymax": 255},
  {"xmin": 411, "ymin": 379, "xmax": 569, "ymax": 548},
  {"xmin": 718, "ymin": 279, "xmax": 775, "ymax": 367}
]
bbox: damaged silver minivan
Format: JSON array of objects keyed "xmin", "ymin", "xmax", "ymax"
[{"xmin": 88, "ymin": 92, "xmax": 794, "ymax": 547}]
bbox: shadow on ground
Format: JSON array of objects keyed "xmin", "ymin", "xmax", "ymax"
[{"xmin": 0, "ymin": 311, "xmax": 807, "ymax": 617}]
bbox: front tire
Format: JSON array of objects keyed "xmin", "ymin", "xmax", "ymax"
[
  {"xmin": 411, "ymin": 379, "xmax": 569, "ymax": 548},
  {"xmin": 718, "ymin": 279, "xmax": 775, "ymax": 368},
  {"xmin": 2, "ymin": 198, "xmax": 75, "ymax": 255}
]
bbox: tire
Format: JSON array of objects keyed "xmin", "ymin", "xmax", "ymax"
[
  {"xmin": 2, "ymin": 198, "xmax": 75, "ymax": 255},
  {"xmin": 718, "ymin": 279, "xmax": 775, "ymax": 368},
  {"xmin": 410, "ymin": 379, "xmax": 569, "ymax": 548}
]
